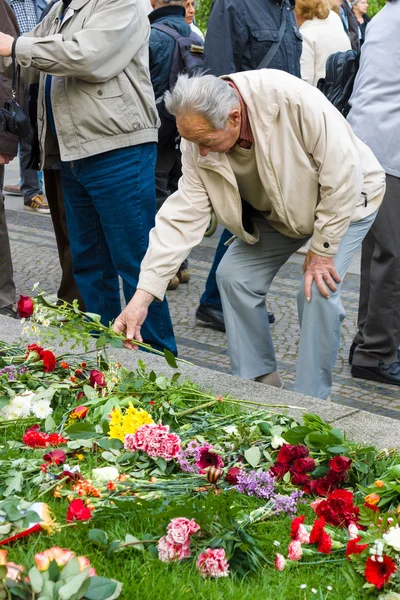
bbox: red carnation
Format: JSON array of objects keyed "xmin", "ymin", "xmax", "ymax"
[
  {"xmin": 47, "ymin": 432, "xmax": 67, "ymax": 446},
  {"xmin": 22, "ymin": 425, "xmax": 48, "ymax": 448},
  {"xmin": 290, "ymin": 515, "xmax": 306, "ymax": 540},
  {"xmin": 42, "ymin": 350, "xmax": 56, "ymax": 373},
  {"xmin": 89, "ymin": 369, "xmax": 106, "ymax": 388},
  {"xmin": 310, "ymin": 517, "xmax": 332, "ymax": 554},
  {"xmin": 66, "ymin": 499, "xmax": 93, "ymax": 523},
  {"xmin": 225, "ymin": 467, "xmax": 242, "ymax": 485},
  {"xmin": 329, "ymin": 456, "xmax": 352, "ymax": 474},
  {"xmin": 17, "ymin": 295, "xmax": 34, "ymax": 318},
  {"xmin": 313, "ymin": 489, "xmax": 359, "ymax": 528},
  {"xmin": 365, "ymin": 555, "xmax": 397, "ymax": 589},
  {"xmin": 26, "ymin": 343, "xmax": 44, "ymax": 359},
  {"xmin": 292, "ymin": 457, "xmax": 316, "ymax": 474},
  {"xmin": 43, "ymin": 449, "xmax": 66, "ymax": 465},
  {"xmin": 346, "ymin": 536, "xmax": 369, "ymax": 558}
]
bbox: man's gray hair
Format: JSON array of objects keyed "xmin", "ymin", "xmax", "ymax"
[{"xmin": 165, "ymin": 74, "xmax": 240, "ymax": 130}]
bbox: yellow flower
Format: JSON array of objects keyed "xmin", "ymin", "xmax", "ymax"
[
  {"xmin": 76, "ymin": 454, "xmax": 84, "ymax": 461},
  {"xmin": 108, "ymin": 403, "xmax": 154, "ymax": 442}
]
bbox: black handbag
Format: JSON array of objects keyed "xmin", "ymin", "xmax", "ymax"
[{"xmin": 1, "ymin": 39, "xmax": 31, "ymax": 138}]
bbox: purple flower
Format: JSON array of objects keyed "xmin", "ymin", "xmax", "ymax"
[
  {"xmin": 273, "ymin": 490, "xmax": 304, "ymax": 516},
  {"xmin": 236, "ymin": 470, "xmax": 276, "ymax": 499}
]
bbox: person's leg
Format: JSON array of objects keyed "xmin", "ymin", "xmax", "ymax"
[
  {"xmin": 19, "ymin": 87, "xmax": 41, "ymax": 205},
  {"xmin": 60, "ymin": 161, "xmax": 120, "ymax": 324},
  {"xmin": 352, "ymin": 175, "xmax": 400, "ymax": 367},
  {"xmin": 200, "ymin": 228, "xmax": 232, "ymax": 309},
  {"xmin": 0, "ymin": 165, "xmax": 16, "ymax": 313},
  {"xmin": 295, "ymin": 210, "xmax": 377, "ymax": 399},
  {"xmin": 44, "ymin": 170, "xmax": 85, "ymax": 309},
  {"xmin": 217, "ymin": 219, "xmax": 305, "ymax": 379},
  {"xmin": 78, "ymin": 144, "xmax": 177, "ymax": 355}
]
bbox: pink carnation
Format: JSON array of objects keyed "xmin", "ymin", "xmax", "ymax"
[
  {"xmin": 197, "ymin": 548, "xmax": 230, "ymax": 578},
  {"xmin": 275, "ymin": 553, "xmax": 287, "ymax": 571},
  {"xmin": 288, "ymin": 540, "xmax": 303, "ymax": 561},
  {"xmin": 348, "ymin": 523, "xmax": 359, "ymax": 540},
  {"xmin": 157, "ymin": 536, "xmax": 191, "ymax": 562},
  {"xmin": 124, "ymin": 423, "xmax": 181, "ymax": 461},
  {"xmin": 167, "ymin": 518, "xmax": 200, "ymax": 545},
  {"xmin": 296, "ymin": 524, "xmax": 310, "ymax": 544}
]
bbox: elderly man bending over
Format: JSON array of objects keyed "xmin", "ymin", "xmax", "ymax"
[{"xmin": 114, "ymin": 71, "xmax": 385, "ymax": 400}]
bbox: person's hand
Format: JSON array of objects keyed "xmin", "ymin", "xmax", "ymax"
[
  {"xmin": 303, "ymin": 250, "xmax": 341, "ymax": 301},
  {"xmin": 0, "ymin": 33, "xmax": 14, "ymax": 57},
  {"xmin": 113, "ymin": 290, "xmax": 155, "ymax": 349},
  {"xmin": 0, "ymin": 154, "xmax": 13, "ymax": 165}
]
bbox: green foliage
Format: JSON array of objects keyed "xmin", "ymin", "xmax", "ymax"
[
  {"xmin": 367, "ymin": 0, "xmax": 387, "ymax": 17},
  {"xmin": 196, "ymin": 0, "xmax": 213, "ymax": 32}
]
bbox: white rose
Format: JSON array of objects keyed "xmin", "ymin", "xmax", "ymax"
[
  {"xmin": 92, "ymin": 467, "xmax": 119, "ymax": 482},
  {"xmin": 383, "ymin": 526, "xmax": 400, "ymax": 552}
]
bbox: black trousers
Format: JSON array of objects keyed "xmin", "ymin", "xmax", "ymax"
[{"xmin": 353, "ymin": 174, "xmax": 400, "ymax": 366}]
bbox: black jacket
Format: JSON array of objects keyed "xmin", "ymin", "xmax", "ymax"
[
  {"xmin": 203, "ymin": 0, "xmax": 302, "ymax": 77},
  {"xmin": 149, "ymin": 5, "xmax": 193, "ymax": 100}
]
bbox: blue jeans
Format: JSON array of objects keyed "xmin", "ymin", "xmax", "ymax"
[
  {"xmin": 60, "ymin": 144, "xmax": 177, "ymax": 356},
  {"xmin": 200, "ymin": 228, "xmax": 232, "ymax": 308}
]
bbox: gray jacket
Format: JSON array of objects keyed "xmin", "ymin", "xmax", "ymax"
[
  {"xmin": 347, "ymin": 0, "xmax": 400, "ymax": 178},
  {"xmin": 1, "ymin": 0, "xmax": 159, "ymax": 167}
]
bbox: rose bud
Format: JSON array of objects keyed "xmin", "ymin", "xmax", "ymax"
[
  {"xmin": 17, "ymin": 295, "xmax": 34, "ymax": 318},
  {"xmin": 225, "ymin": 467, "xmax": 242, "ymax": 485},
  {"xmin": 72, "ymin": 405, "xmax": 88, "ymax": 419},
  {"xmin": 365, "ymin": 493, "xmax": 380, "ymax": 506},
  {"xmin": 89, "ymin": 369, "xmax": 106, "ymax": 388}
]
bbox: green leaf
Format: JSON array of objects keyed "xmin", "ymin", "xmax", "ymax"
[
  {"xmin": 153, "ymin": 457, "xmax": 167, "ymax": 473},
  {"xmin": 44, "ymin": 415, "xmax": 57, "ymax": 432},
  {"xmin": 83, "ymin": 385, "xmax": 98, "ymax": 400},
  {"xmin": 88, "ymin": 528, "xmax": 109, "ymax": 548},
  {"xmin": 47, "ymin": 559, "xmax": 59, "ymax": 582},
  {"xmin": 101, "ymin": 451, "xmax": 117, "ymax": 463},
  {"xmin": 327, "ymin": 445, "xmax": 348, "ymax": 455},
  {"xmin": 58, "ymin": 569, "xmax": 89, "ymax": 599},
  {"xmin": 171, "ymin": 372, "xmax": 181, "ymax": 383},
  {"xmin": 306, "ymin": 431, "xmax": 331, "ymax": 449},
  {"xmin": 244, "ymin": 446, "xmax": 261, "ymax": 468},
  {"xmin": 85, "ymin": 577, "xmax": 122, "ymax": 600},
  {"xmin": 258, "ymin": 422, "xmax": 271, "ymax": 435},
  {"xmin": 59, "ymin": 557, "xmax": 82, "ymax": 581},
  {"xmin": 283, "ymin": 471, "xmax": 291, "ymax": 483},
  {"xmin": 65, "ymin": 423, "xmax": 100, "ymax": 440},
  {"xmin": 155, "ymin": 376, "xmax": 167, "ymax": 390},
  {"xmin": 28, "ymin": 568, "xmax": 44, "ymax": 593},
  {"xmin": 122, "ymin": 534, "xmax": 144, "ymax": 551},
  {"xmin": 164, "ymin": 349, "xmax": 178, "ymax": 369},
  {"xmin": 282, "ymin": 426, "xmax": 311, "ymax": 445},
  {"xmin": 110, "ymin": 337, "xmax": 124, "ymax": 349},
  {"xmin": 84, "ymin": 312, "xmax": 102, "ymax": 323},
  {"xmin": 354, "ymin": 461, "xmax": 370, "ymax": 474}
]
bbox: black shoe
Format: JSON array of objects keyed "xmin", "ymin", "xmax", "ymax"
[
  {"xmin": 196, "ymin": 305, "xmax": 276, "ymax": 331},
  {"xmin": 196, "ymin": 305, "xmax": 226, "ymax": 332},
  {"xmin": 349, "ymin": 342, "xmax": 357, "ymax": 365},
  {"xmin": 351, "ymin": 360, "xmax": 400, "ymax": 386},
  {"xmin": 350, "ymin": 342, "xmax": 400, "ymax": 365},
  {"xmin": 0, "ymin": 305, "xmax": 17, "ymax": 319}
]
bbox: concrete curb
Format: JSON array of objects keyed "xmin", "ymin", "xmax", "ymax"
[{"xmin": 1, "ymin": 315, "xmax": 399, "ymax": 449}]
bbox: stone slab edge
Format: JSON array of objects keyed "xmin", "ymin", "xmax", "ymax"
[{"xmin": 1, "ymin": 315, "xmax": 399, "ymax": 449}]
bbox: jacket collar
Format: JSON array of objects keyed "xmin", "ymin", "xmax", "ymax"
[{"xmin": 149, "ymin": 5, "xmax": 186, "ymax": 23}]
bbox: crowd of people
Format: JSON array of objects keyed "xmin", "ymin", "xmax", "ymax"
[{"xmin": 0, "ymin": 0, "xmax": 398, "ymax": 398}]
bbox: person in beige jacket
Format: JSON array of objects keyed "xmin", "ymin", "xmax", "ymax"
[
  {"xmin": 0, "ymin": 0, "xmax": 177, "ymax": 356},
  {"xmin": 112, "ymin": 70, "xmax": 385, "ymax": 399}
]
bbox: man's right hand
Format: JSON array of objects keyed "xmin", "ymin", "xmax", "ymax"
[
  {"xmin": 113, "ymin": 290, "xmax": 155, "ymax": 349},
  {"xmin": 0, "ymin": 154, "xmax": 13, "ymax": 165}
]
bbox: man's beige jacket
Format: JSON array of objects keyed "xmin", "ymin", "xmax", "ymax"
[
  {"xmin": 138, "ymin": 70, "xmax": 385, "ymax": 301},
  {"xmin": 1, "ymin": 0, "xmax": 159, "ymax": 166}
]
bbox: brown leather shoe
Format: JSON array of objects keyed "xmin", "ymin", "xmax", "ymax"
[
  {"xmin": 4, "ymin": 184, "xmax": 22, "ymax": 196},
  {"xmin": 167, "ymin": 275, "xmax": 180, "ymax": 290},
  {"xmin": 177, "ymin": 268, "xmax": 190, "ymax": 283}
]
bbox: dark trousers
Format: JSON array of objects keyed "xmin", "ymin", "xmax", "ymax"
[
  {"xmin": 43, "ymin": 170, "xmax": 84, "ymax": 309},
  {"xmin": 353, "ymin": 174, "xmax": 400, "ymax": 366},
  {"xmin": 0, "ymin": 165, "xmax": 15, "ymax": 309},
  {"xmin": 200, "ymin": 228, "xmax": 232, "ymax": 309},
  {"xmin": 60, "ymin": 143, "xmax": 177, "ymax": 355},
  {"xmin": 155, "ymin": 146, "xmax": 188, "ymax": 271},
  {"xmin": 20, "ymin": 87, "xmax": 41, "ymax": 203}
]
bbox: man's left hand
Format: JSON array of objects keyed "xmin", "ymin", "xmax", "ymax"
[
  {"xmin": 0, "ymin": 33, "xmax": 14, "ymax": 57},
  {"xmin": 303, "ymin": 250, "xmax": 341, "ymax": 301}
]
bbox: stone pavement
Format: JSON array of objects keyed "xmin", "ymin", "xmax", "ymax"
[{"xmin": 2, "ymin": 162, "xmax": 400, "ymax": 420}]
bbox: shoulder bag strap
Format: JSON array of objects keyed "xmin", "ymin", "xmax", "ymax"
[
  {"xmin": 151, "ymin": 22, "xmax": 181, "ymax": 41},
  {"xmin": 11, "ymin": 38, "xmax": 20, "ymax": 102},
  {"xmin": 256, "ymin": 2, "xmax": 288, "ymax": 70}
]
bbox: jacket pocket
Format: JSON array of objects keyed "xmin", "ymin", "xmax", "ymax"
[
  {"xmin": 250, "ymin": 28, "xmax": 280, "ymax": 69},
  {"xmin": 76, "ymin": 75, "xmax": 129, "ymax": 99}
]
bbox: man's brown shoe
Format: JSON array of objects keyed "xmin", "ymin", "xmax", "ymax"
[
  {"xmin": 4, "ymin": 184, "xmax": 22, "ymax": 196},
  {"xmin": 24, "ymin": 195, "xmax": 50, "ymax": 215},
  {"xmin": 177, "ymin": 268, "xmax": 190, "ymax": 283},
  {"xmin": 167, "ymin": 275, "xmax": 180, "ymax": 290}
]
